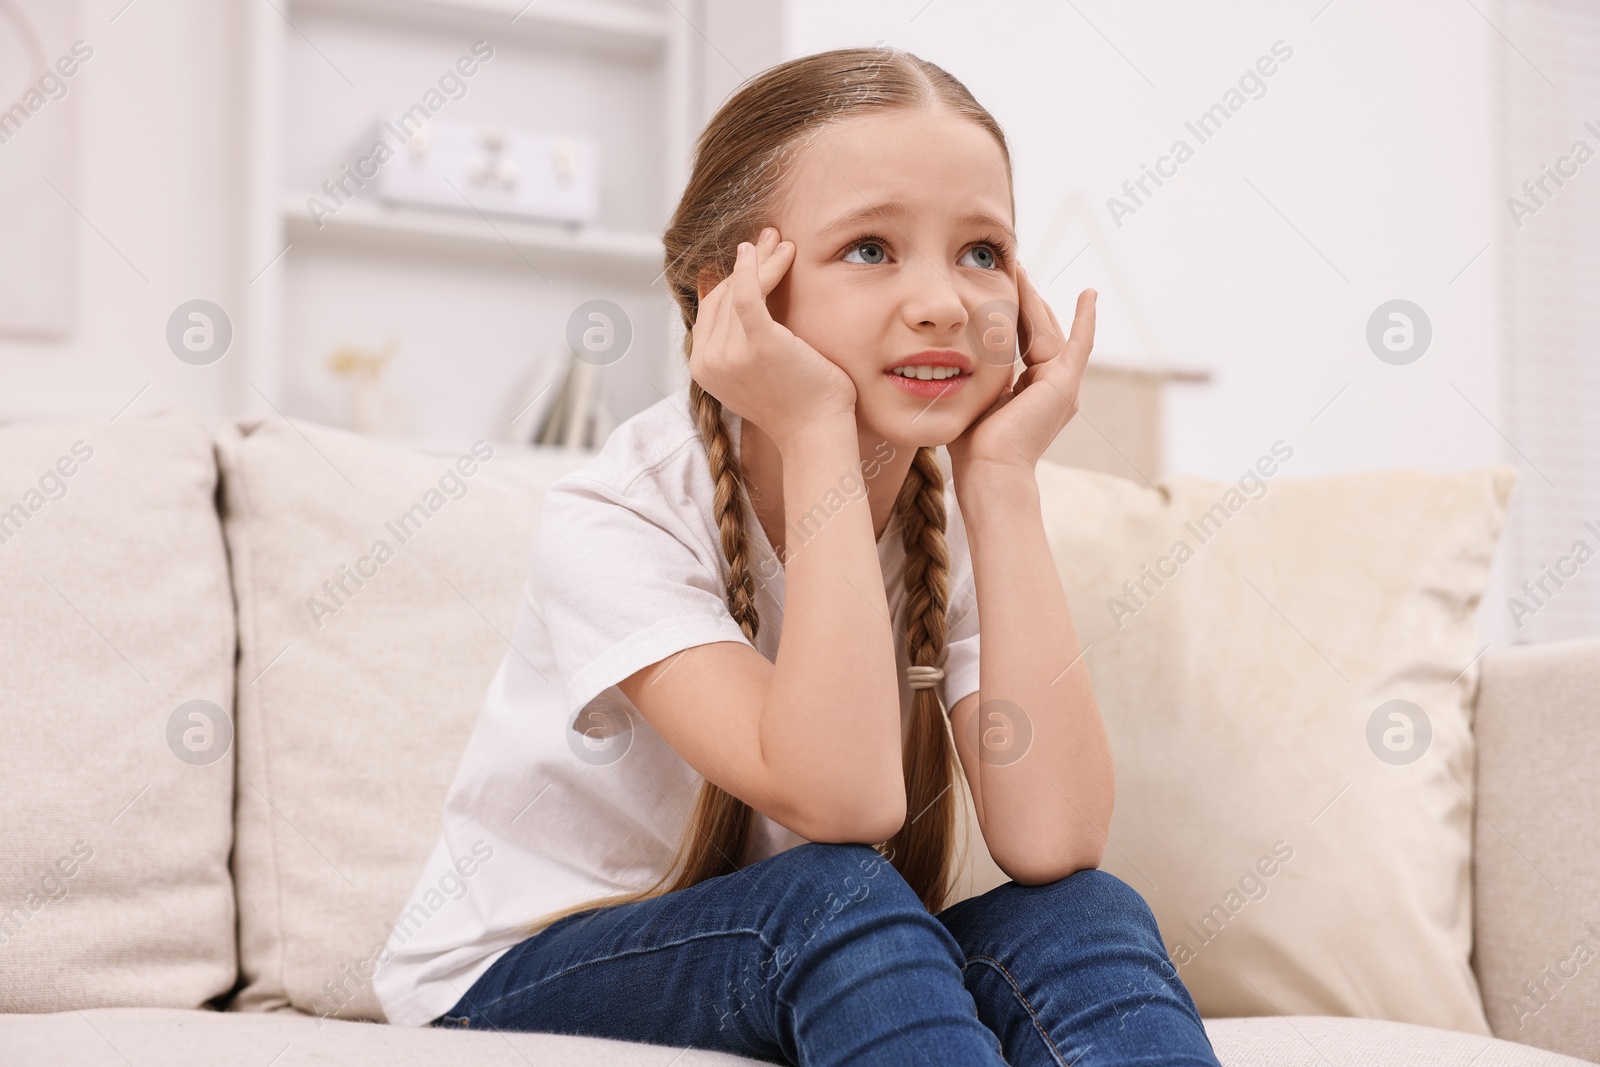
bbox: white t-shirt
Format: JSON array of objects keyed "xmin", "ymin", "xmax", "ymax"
[{"xmin": 372, "ymin": 385, "xmax": 983, "ymax": 1028}]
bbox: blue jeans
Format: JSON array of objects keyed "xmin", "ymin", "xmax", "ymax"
[{"xmin": 431, "ymin": 841, "xmax": 1220, "ymax": 1066}]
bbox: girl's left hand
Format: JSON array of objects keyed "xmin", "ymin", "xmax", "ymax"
[{"xmin": 947, "ymin": 268, "xmax": 1095, "ymax": 481}]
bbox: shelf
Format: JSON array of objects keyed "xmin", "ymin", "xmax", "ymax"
[
  {"xmin": 247, "ymin": 0, "xmax": 697, "ymax": 432},
  {"xmin": 291, "ymin": 0, "xmax": 669, "ymax": 58},
  {"xmin": 282, "ymin": 192, "xmax": 665, "ymax": 279},
  {"xmin": 1081, "ymin": 362, "xmax": 1214, "ymax": 385}
]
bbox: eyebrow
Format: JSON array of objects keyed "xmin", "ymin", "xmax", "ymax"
[{"xmin": 817, "ymin": 200, "xmax": 1015, "ymax": 241}]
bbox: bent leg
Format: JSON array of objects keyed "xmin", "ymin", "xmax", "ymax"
[
  {"xmin": 936, "ymin": 868, "xmax": 1220, "ymax": 1067},
  {"xmin": 441, "ymin": 841, "xmax": 1007, "ymax": 1067}
]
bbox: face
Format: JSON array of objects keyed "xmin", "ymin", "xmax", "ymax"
[{"xmin": 764, "ymin": 108, "xmax": 1018, "ymax": 449}]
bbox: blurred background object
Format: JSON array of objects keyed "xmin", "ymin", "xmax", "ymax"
[
  {"xmin": 0, "ymin": 0, "xmax": 1595, "ymax": 643},
  {"xmin": 324, "ymin": 335, "xmax": 414, "ymax": 436},
  {"xmin": 533, "ymin": 349, "xmax": 613, "ymax": 450},
  {"xmin": 0, "ymin": 0, "xmax": 78, "ymax": 337},
  {"xmin": 374, "ymin": 119, "xmax": 600, "ymax": 225},
  {"xmin": 1493, "ymin": 0, "xmax": 1600, "ymax": 646}
]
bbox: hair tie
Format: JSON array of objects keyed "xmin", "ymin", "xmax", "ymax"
[{"xmin": 905, "ymin": 665, "xmax": 945, "ymax": 690}]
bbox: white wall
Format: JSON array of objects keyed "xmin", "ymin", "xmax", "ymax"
[
  {"xmin": 783, "ymin": 0, "xmax": 1502, "ymax": 480},
  {"xmin": 782, "ymin": 0, "xmax": 1515, "ymax": 643},
  {"xmin": 0, "ymin": 0, "xmax": 246, "ymax": 429},
  {"xmin": 0, "ymin": 0, "xmax": 1533, "ymax": 642}
]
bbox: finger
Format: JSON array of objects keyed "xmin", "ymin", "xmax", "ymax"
[
  {"xmin": 693, "ymin": 274, "xmax": 731, "ymax": 342},
  {"xmin": 693, "ymin": 267, "xmax": 745, "ymax": 377},
  {"xmin": 1017, "ymin": 264, "xmax": 1063, "ymax": 367},
  {"xmin": 729, "ymin": 241, "xmax": 778, "ymax": 336},
  {"xmin": 1028, "ymin": 263, "xmax": 1067, "ymax": 337},
  {"xmin": 1015, "ymin": 356, "xmax": 1057, "ymax": 391},
  {"xmin": 1013, "ymin": 272, "xmax": 1032, "ymax": 372},
  {"xmin": 729, "ymin": 240, "xmax": 761, "ymax": 308},
  {"xmin": 711, "ymin": 298, "xmax": 742, "ymax": 375},
  {"xmin": 713, "ymin": 255, "xmax": 746, "ymax": 342},
  {"xmin": 756, "ymin": 239, "xmax": 796, "ymax": 298},
  {"xmin": 693, "ymin": 286, "xmax": 742, "ymax": 389},
  {"xmin": 1060, "ymin": 287, "xmax": 1096, "ymax": 378}
]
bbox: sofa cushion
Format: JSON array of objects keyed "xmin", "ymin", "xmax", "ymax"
[
  {"xmin": 0, "ymin": 1009, "xmax": 1588, "ymax": 1066},
  {"xmin": 215, "ymin": 418, "xmax": 592, "ymax": 1019},
  {"xmin": 1472, "ymin": 637, "xmax": 1600, "ymax": 1063},
  {"xmin": 215, "ymin": 409, "xmax": 1514, "ymax": 1035},
  {"xmin": 0, "ymin": 1007, "xmax": 764, "ymax": 1065},
  {"xmin": 0, "ymin": 409, "xmax": 237, "ymax": 1011},
  {"xmin": 1000, "ymin": 460, "xmax": 1515, "ymax": 1035},
  {"xmin": 1204, "ymin": 1015, "xmax": 1595, "ymax": 1065}
]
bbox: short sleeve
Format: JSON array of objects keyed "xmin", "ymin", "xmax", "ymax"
[
  {"xmin": 941, "ymin": 486, "xmax": 980, "ymax": 712},
  {"xmin": 943, "ymin": 570, "xmax": 980, "ymax": 712},
  {"xmin": 527, "ymin": 472, "xmax": 755, "ymax": 720}
]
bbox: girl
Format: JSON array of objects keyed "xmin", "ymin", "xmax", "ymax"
[{"xmin": 374, "ymin": 47, "xmax": 1221, "ymax": 1066}]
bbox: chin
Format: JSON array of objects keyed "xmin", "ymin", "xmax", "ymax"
[
  {"xmin": 859, "ymin": 402, "xmax": 975, "ymax": 454},
  {"xmin": 856, "ymin": 367, "xmax": 1002, "ymax": 451}
]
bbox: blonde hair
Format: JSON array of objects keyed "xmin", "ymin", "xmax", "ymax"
[{"xmin": 520, "ymin": 47, "xmax": 1013, "ymax": 937}]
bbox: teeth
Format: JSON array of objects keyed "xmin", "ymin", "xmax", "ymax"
[{"xmin": 891, "ymin": 366, "xmax": 963, "ymax": 380}]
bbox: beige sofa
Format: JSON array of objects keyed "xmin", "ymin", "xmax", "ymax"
[{"xmin": 1, "ymin": 407, "xmax": 1596, "ymax": 1067}]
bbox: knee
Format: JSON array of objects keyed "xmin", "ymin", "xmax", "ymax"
[
  {"xmin": 753, "ymin": 842, "xmax": 954, "ymax": 946},
  {"xmin": 755, "ymin": 842, "xmax": 915, "ymax": 916},
  {"xmin": 942, "ymin": 869, "xmax": 1179, "ymax": 980},
  {"xmin": 1007, "ymin": 867, "xmax": 1162, "ymax": 936}
]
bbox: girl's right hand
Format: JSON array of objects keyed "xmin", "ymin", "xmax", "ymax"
[{"xmin": 689, "ymin": 226, "xmax": 857, "ymax": 450}]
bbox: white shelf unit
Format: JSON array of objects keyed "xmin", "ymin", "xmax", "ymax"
[
  {"xmin": 279, "ymin": 193, "xmax": 666, "ymax": 277},
  {"xmin": 295, "ymin": 0, "xmax": 673, "ymax": 53},
  {"xmin": 244, "ymin": 0, "xmax": 694, "ymax": 448}
]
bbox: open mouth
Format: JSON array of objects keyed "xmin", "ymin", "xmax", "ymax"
[{"xmin": 884, "ymin": 365, "xmax": 971, "ymax": 397}]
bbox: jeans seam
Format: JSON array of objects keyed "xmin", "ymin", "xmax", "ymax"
[
  {"xmin": 966, "ymin": 952, "xmax": 1070, "ymax": 1067},
  {"xmin": 472, "ymin": 925, "xmax": 773, "ymax": 1021}
]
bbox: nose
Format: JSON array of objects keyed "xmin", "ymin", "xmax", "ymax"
[{"xmin": 899, "ymin": 252, "xmax": 968, "ymax": 338}]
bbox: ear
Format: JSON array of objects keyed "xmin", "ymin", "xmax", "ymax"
[{"xmin": 696, "ymin": 265, "xmax": 720, "ymax": 301}]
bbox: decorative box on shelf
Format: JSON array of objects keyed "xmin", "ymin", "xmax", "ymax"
[{"xmin": 377, "ymin": 119, "xmax": 601, "ymax": 226}]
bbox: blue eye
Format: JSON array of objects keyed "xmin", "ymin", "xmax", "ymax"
[
  {"xmin": 960, "ymin": 246, "xmax": 998, "ymax": 270},
  {"xmin": 843, "ymin": 238, "xmax": 889, "ymax": 265},
  {"xmin": 842, "ymin": 232, "xmax": 1012, "ymax": 269}
]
